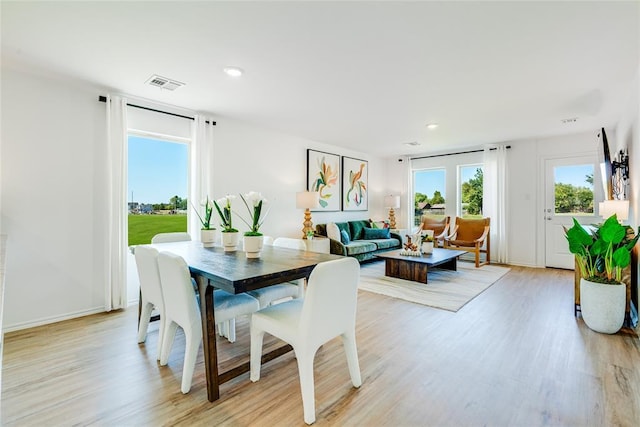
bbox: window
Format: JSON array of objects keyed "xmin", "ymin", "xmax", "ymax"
[
  {"xmin": 413, "ymin": 168, "xmax": 446, "ymax": 226},
  {"xmin": 554, "ymin": 164, "xmax": 594, "ymax": 215},
  {"xmin": 460, "ymin": 165, "xmax": 483, "ymax": 218},
  {"xmin": 127, "ymin": 135, "xmax": 189, "ymax": 245}
]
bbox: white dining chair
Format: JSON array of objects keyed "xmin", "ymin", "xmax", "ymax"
[
  {"xmin": 151, "ymin": 232, "xmax": 192, "ymax": 243},
  {"xmin": 247, "ymin": 237, "xmax": 306, "ymax": 308},
  {"xmin": 250, "ymin": 257, "xmax": 362, "ymax": 425},
  {"xmin": 157, "ymin": 251, "xmax": 259, "ymax": 393},
  {"xmin": 135, "ymin": 245, "xmax": 165, "ymax": 360}
]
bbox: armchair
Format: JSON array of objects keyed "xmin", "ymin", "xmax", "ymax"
[
  {"xmin": 445, "ymin": 217, "xmax": 490, "ymax": 267},
  {"xmin": 418, "ymin": 216, "xmax": 450, "ymax": 247}
]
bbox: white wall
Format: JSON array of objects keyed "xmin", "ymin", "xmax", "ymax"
[
  {"xmin": 1, "ymin": 67, "xmax": 110, "ymax": 330},
  {"xmin": 1, "ymin": 66, "xmax": 386, "ymax": 330}
]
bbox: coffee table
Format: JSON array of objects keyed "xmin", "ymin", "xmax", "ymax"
[{"xmin": 375, "ymin": 248, "xmax": 468, "ymax": 284}]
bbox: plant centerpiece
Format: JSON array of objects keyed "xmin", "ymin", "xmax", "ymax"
[
  {"xmin": 193, "ymin": 196, "xmax": 216, "ymax": 247},
  {"xmin": 214, "ymin": 195, "xmax": 239, "ymax": 251},
  {"xmin": 420, "ymin": 230, "xmax": 435, "ymax": 254},
  {"xmin": 565, "ymin": 214, "xmax": 639, "ymax": 333},
  {"xmin": 239, "ymin": 191, "xmax": 271, "ymax": 258}
]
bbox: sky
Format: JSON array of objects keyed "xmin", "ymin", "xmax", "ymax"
[
  {"xmin": 554, "ymin": 164, "xmax": 594, "ymax": 188},
  {"xmin": 127, "ymin": 136, "xmax": 188, "ymax": 204},
  {"xmin": 414, "ymin": 166, "xmax": 481, "ymax": 199}
]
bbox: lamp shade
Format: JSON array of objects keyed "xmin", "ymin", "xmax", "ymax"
[
  {"xmin": 384, "ymin": 195, "xmax": 400, "ymax": 209},
  {"xmin": 599, "ymin": 199, "xmax": 629, "ymax": 221},
  {"xmin": 296, "ymin": 191, "xmax": 320, "ymax": 209}
]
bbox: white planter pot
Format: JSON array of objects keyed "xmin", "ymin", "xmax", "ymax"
[
  {"xmin": 200, "ymin": 229, "xmax": 216, "ymax": 247},
  {"xmin": 243, "ymin": 235, "xmax": 263, "ymax": 258},
  {"xmin": 580, "ymin": 278, "xmax": 626, "ymax": 334},
  {"xmin": 221, "ymin": 231, "xmax": 239, "ymax": 252},
  {"xmin": 421, "ymin": 242, "xmax": 433, "ymax": 254}
]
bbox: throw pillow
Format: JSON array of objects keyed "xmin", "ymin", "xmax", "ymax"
[
  {"xmin": 326, "ymin": 222, "xmax": 341, "ymax": 241},
  {"xmin": 363, "ymin": 227, "xmax": 391, "ymax": 240},
  {"xmin": 340, "ymin": 229, "xmax": 351, "ymax": 244}
]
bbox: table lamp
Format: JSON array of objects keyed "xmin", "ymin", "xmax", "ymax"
[
  {"xmin": 599, "ymin": 199, "xmax": 629, "ymax": 223},
  {"xmin": 384, "ymin": 195, "xmax": 401, "ymax": 229},
  {"xmin": 296, "ymin": 191, "xmax": 320, "ymax": 239}
]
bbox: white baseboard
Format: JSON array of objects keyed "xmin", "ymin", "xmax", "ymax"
[{"xmin": 2, "ymin": 306, "xmax": 106, "ymax": 333}]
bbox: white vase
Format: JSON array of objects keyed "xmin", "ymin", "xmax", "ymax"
[
  {"xmin": 421, "ymin": 241, "xmax": 433, "ymax": 254},
  {"xmin": 200, "ymin": 229, "xmax": 216, "ymax": 247},
  {"xmin": 243, "ymin": 235, "xmax": 263, "ymax": 258},
  {"xmin": 580, "ymin": 278, "xmax": 626, "ymax": 334},
  {"xmin": 221, "ymin": 231, "xmax": 239, "ymax": 252}
]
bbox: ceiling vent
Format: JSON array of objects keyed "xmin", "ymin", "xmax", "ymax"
[
  {"xmin": 561, "ymin": 117, "xmax": 578, "ymax": 124},
  {"xmin": 404, "ymin": 141, "xmax": 421, "ymax": 147},
  {"xmin": 145, "ymin": 75, "xmax": 185, "ymax": 91}
]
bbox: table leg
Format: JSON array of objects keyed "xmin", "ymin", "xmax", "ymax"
[{"xmin": 196, "ymin": 275, "xmax": 220, "ymax": 402}]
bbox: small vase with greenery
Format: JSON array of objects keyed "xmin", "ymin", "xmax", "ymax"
[
  {"xmin": 213, "ymin": 195, "xmax": 238, "ymax": 233},
  {"xmin": 238, "ymin": 191, "xmax": 270, "ymax": 237},
  {"xmin": 192, "ymin": 196, "xmax": 215, "ymax": 230}
]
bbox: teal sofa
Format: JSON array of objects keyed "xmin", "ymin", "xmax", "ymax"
[{"xmin": 315, "ymin": 220, "xmax": 402, "ymax": 262}]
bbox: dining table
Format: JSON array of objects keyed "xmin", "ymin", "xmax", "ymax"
[{"xmin": 147, "ymin": 240, "xmax": 342, "ymax": 402}]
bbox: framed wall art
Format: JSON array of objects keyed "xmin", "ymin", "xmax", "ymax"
[
  {"xmin": 342, "ymin": 156, "xmax": 368, "ymax": 211},
  {"xmin": 307, "ymin": 149, "xmax": 341, "ymax": 211}
]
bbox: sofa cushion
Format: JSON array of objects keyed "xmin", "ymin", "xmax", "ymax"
[
  {"xmin": 344, "ymin": 241, "xmax": 377, "ymax": 256},
  {"xmin": 363, "ymin": 227, "xmax": 390, "ymax": 240},
  {"xmin": 326, "ymin": 222, "xmax": 341, "ymax": 241},
  {"xmin": 335, "ymin": 222, "xmax": 350, "ymax": 239},
  {"xmin": 371, "ymin": 238, "xmax": 401, "ymax": 250},
  {"xmin": 349, "ymin": 220, "xmax": 371, "ymax": 241},
  {"xmin": 340, "ymin": 229, "xmax": 351, "ymax": 244}
]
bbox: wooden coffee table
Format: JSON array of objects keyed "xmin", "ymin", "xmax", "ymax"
[{"xmin": 375, "ymin": 248, "xmax": 468, "ymax": 284}]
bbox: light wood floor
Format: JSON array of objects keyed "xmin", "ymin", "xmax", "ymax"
[{"xmin": 2, "ymin": 265, "xmax": 640, "ymax": 426}]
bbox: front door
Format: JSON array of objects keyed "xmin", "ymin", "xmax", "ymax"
[{"xmin": 544, "ymin": 155, "xmax": 601, "ymax": 269}]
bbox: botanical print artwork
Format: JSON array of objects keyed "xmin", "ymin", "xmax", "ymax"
[
  {"xmin": 342, "ymin": 156, "xmax": 368, "ymax": 211},
  {"xmin": 307, "ymin": 149, "xmax": 341, "ymax": 211}
]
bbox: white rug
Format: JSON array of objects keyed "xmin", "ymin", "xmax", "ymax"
[{"xmin": 358, "ymin": 260, "xmax": 511, "ymax": 312}]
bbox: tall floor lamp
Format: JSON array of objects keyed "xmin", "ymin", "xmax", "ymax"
[
  {"xmin": 384, "ymin": 195, "xmax": 400, "ymax": 229},
  {"xmin": 296, "ymin": 191, "xmax": 320, "ymax": 239}
]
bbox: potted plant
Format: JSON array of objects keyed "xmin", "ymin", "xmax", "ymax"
[
  {"xmin": 214, "ymin": 195, "xmax": 239, "ymax": 251},
  {"xmin": 238, "ymin": 191, "xmax": 271, "ymax": 258},
  {"xmin": 192, "ymin": 196, "xmax": 216, "ymax": 247},
  {"xmin": 421, "ymin": 231, "xmax": 434, "ymax": 255},
  {"xmin": 565, "ymin": 214, "xmax": 639, "ymax": 333}
]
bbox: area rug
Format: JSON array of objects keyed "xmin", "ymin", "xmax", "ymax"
[{"xmin": 358, "ymin": 261, "xmax": 511, "ymax": 312}]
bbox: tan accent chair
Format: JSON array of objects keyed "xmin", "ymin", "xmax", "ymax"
[
  {"xmin": 445, "ymin": 217, "xmax": 490, "ymax": 267},
  {"xmin": 419, "ymin": 216, "xmax": 450, "ymax": 247}
]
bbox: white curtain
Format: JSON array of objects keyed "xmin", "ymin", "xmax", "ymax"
[
  {"xmin": 483, "ymin": 144, "xmax": 508, "ymax": 264},
  {"xmin": 189, "ymin": 115, "xmax": 216, "ymax": 235},
  {"xmin": 105, "ymin": 95, "xmax": 128, "ymax": 311}
]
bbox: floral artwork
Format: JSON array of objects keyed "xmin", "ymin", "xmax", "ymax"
[
  {"xmin": 307, "ymin": 149, "xmax": 341, "ymax": 211},
  {"xmin": 342, "ymin": 156, "xmax": 368, "ymax": 211}
]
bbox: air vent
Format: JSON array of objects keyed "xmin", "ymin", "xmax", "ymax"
[
  {"xmin": 404, "ymin": 141, "xmax": 421, "ymax": 147},
  {"xmin": 145, "ymin": 75, "xmax": 185, "ymax": 91},
  {"xmin": 561, "ymin": 117, "xmax": 578, "ymax": 124}
]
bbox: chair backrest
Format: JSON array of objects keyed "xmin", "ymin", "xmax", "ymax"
[
  {"xmin": 157, "ymin": 252, "xmax": 202, "ymax": 334},
  {"xmin": 135, "ymin": 245, "xmax": 164, "ymax": 309},
  {"xmin": 151, "ymin": 232, "xmax": 192, "ymax": 244},
  {"xmin": 454, "ymin": 217, "xmax": 490, "ymax": 241},
  {"xmin": 420, "ymin": 216, "xmax": 450, "ymax": 236},
  {"xmin": 263, "ymin": 236, "xmax": 274, "ymax": 246},
  {"xmin": 273, "ymin": 237, "xmax": 306, "ymax": 251},
  {"xmin": 300, "ymin": 258, "xmax": 360, "ymax": 347}
]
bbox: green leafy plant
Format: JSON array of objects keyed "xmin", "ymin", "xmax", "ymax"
[
  {"xmin": 565, "ymin": 214, "xmax": 639, "ymax": 284},
  {"xmin": 238, "ymin": 191, "xmax": 270, "ymax": 236},
  {"xmin": 192, "ymin": 196, "xmax": 215, "ymax": 230},
  {"xmin": 213, "ymin": 195, "xmax": 238, "ymax": 233}
]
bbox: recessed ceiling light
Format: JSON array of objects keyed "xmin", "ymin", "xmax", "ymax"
[
  {"xmin": 223, "ymin": 66, "xmax": 244, "ymax": 77},
  {"xmin": 426, "ymin": 123, "xmax": 439, "ymax": 130}
]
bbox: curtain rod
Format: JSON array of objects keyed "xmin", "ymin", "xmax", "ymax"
[
  {"xmin": 410, "ymin": 145, "xmax": 511, "ymax": 160},
  {"xmin": 98, "ymin": 95, "xmax": 216, "ymax": 125}
]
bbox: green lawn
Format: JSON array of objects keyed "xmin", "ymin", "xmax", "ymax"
[{"xmin": 128, "ymin": 214, "xmax": 187, "ymax": 245}]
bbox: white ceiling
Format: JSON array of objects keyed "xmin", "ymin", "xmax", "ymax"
[{"xmin": 2, "ymin": 1, "xmax": 639, "ymax": 157}]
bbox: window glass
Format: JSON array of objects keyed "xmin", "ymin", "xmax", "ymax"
[
  {"xmin": 554, "ymin": 164, "xmax": 594, "ymax": 215},
  {"xmin": 460, "ymin": 165, "xmax": 483, "ymax": 218},
  {"xmin": 413, "ymin": 168, "xmax": 446, "ymax": 225},
  {"xmin": 128, "ymin": 135, "xmax": 188, "ymax": 245}
]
